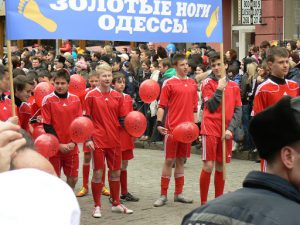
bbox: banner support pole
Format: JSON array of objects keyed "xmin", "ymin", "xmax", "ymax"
[{"xmin": 220, "ymin": 43, "xmax": 226, "ymax": 181}]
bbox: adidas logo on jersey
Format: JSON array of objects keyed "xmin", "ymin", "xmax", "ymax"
[
  {"xmin": 283, "ymin": 92, "xmax": 288, "ymax": 96},
  {"xmin": 63, "ymin": 103, "xmax": 67, "ymax": 106},
  {"xmin": 3, "ymin": 106, "xmax": 7, "ymax": 111}
]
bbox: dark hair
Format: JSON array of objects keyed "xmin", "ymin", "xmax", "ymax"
[
  {"xmin": 228, "ymin": 49, "xmax": 238, "ymax": 61},
  {"xmin": 209, "ymin": 52, "xmax": 228, "ymax": 64},
  {"xmin": 139, "ymin": 44, "xmax": 148, "ymax": 51},
  {"xmin": 93, "ymin": 52, "xmax": 101, "ymax": 60},
  {"xmin": 160, "ymin": 58, "xmax": 172, "ymax": 68},
  {"xmin": 171, "ymin": 54, "xmax": 186, "ymax": 66},
  {"xmin": 260, "ymin": 40, "xmax": 271, "ymax": 49},
  {"xmin": 142, "ymin": 59, "xmax": 151, "ymax": 69},
  {"xmin": 131, "ymin": 47, "xmax": 141, "ymax": 55},
  {"xmin": 141, "ymin": 50, "xmax": 151, "ymax": 59},
  {"xmin": 37, "ymin": 70, "xmax": 52, "ymax": 80},
  {"xmin": 112, "ymin": 72, "xmax": 125, "ymax": 84},
  {"xmin": 242, "ymin": 57, "xmax": 256, "ymax": 74},
  {"xmin": 27, "ymin": 70, "xmax": 39, "ymax": 84},
  {"xmin": 13, "ymin": 75, "xmax": 34, "ymax": 92},
  {"xmin": 227, "ymin": 64, "xmax": 239, "ymax": 75},
  {"xmin": 0, "ymin": 64, "xmax": 5, "ymax": 80},
  {"xmin": 188, "ymin": 59, "xmax": 197, "ymax": 72},
  {"xmin": 31, "ymin": 56, "xmax": 41, "ymax": 63},
  {"xmin": 197, "ymin": 63, "xmax": 207, "ymax": 72},
  {"xmin": 266, "ymin": 47, "xmax": 289, "ymax": 63},
  {"xmin": 54, "ymin": 69, "xmax": 70, "ymax": 83},
  {"xmin": 156, "ymin": 46, "xmax": 168, "ymax": 59},
  {"xmin": 13, "ymin": 68, "xmax": 26, "ymax": 77},
  {"xmin": 287, "ymin": 41, "xmax": 297, "ymax": 51},
  {"xmin": 151, "ymin": 61, "xmax": 159, "ymax": 68},
  {"xmin": 12, "ymin": 56, "xmax": 21, "ymax": 69}
]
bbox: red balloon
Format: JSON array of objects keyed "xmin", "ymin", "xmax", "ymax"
[
  {"xmin": 139, "ymin": 79, "xmax": 160, "ymax": 103},
  {"xmin": 70, "ymin": 116, "xmax": 94, "ymax": 143},
  {"xmin": 69, "ymin": 74, "xmax": 86, "ymax": 97},
  {"xmin": 34, "ymin": 134, "xmax": 59, "ymax": 158},
  {"xmin": 124, "ymin": 111, "xmax": 147, "ymax": 138},
  {"xmin": 34, "ymin": 82, "xmax": 55, "ymax": 107},
  {"xmin": 32, "ymin": 125, "xmax": 46, "ymax": 140},
  {"xmin": 172, "ymin": 122, "xmax": 199, "ymax": 144}
]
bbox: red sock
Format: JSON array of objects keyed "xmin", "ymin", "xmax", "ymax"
[
  {"xmin": 174, "ymin": 175, "xmax": 184, "ymax": 195},
  {"xmin": 200, "ymin": 169, "xmax": 211, "ymax": 205},
  {"xmin": 91, "ymin": 181, "xmax": 103, "ymax": 207},
  {"xmin": 120, "ymin": 170, "xmax": 128, "ymax": 195},
  {"xmin": 261, "ymin": 160, "xmax": 267, "ymax": 172},
  {"xmin": 102, "ymin": 166, "xmax": 106, "ymax": 186},
  {"xmin": 108, "ymin": 170, "xmax": 112, "ymax": 193},
  {"xmin": 82, "ymin": 164, "xmax": 90, "ymax": 189},
  {"xmin": 110, "ymin": 177, "xmax": 121, "ymax": 206},
  {"xmin": 214, "ymin": 171, "xmax": 225, "ymax": 198},
  {"xmin": 161, "ymin": 176, "xmax": 170, "ymax": 196}
]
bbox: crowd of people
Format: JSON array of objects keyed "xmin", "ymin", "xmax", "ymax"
[{"xmin": 1, "ymin": 39, "xmax": 300, "ymax": 224}]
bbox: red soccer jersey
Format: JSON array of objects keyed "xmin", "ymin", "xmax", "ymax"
[
  {"xmin": 42, "ymin": 92, "xmax": 82, "ymax": 147},
  {"xmin": 120, "ymin": 93, "xmax": 134, "ymax": 151},
  {"xmin": 17, "ymin": 102, "xmax": 32, "ymax": 132},
  {"xmin": 85, "ymin": 88, "xmax": 126, "ymax": 148},
  {"xmin": 253, "ymin": 79, "xmax": 299, "ymax": 115},
  {"xmin": 200, "ymin": 78, "xmax": 242, "ymax": 137},
  {"xmin": 158, "ymin": 76, "xmax": 198, "ymax": 131},
  {"xmin": 0, "ymin": 94, "xmax": 13, "ymax": 121}
]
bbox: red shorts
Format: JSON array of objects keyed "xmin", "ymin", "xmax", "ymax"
[
  {"xmin": 82, "ymin": 143, "xmax": 90, "ymax": 153},
  {"xmin": 164, "ymin": 134, "xmax": 191, "ymax": 159},
  {"xmin": 92, "ymin": 147, "xmax": 121, "ymax": 171},
  {"xmin": 201, "ymin": 135, "xmax": 232, "ymax": 163},
  {"xmin": 122, "ymin": 149, "xmax": 134, "ymax": 161},
  {"xmin": 49, "ymin": 151, "xmax": 79, "ymax": 177}
]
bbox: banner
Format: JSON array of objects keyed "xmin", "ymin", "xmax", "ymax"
[{"xmin": 6, "ymin": 0, "xmax": 223, "ymax": 43}]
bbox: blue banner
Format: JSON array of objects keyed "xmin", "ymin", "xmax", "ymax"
[{"xmin": 6, "ymin": 0, "xmax": 223, "ymax": 43}]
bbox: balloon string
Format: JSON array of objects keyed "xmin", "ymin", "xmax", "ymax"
[{"xmin": 137, "ymin": 103, "xmax": 145, "ymax": 112}]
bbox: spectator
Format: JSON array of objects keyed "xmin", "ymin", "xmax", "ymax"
[{"xmin": 182, "ymin": 96, "xmax": 300, "ymax": 225}]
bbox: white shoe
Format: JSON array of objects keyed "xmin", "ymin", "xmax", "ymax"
[
  {"xmin": 92, "ymin": 206, "xmax": 101, "ymax": 218},
  {"xmin": 111, "ymin": 204, "xmax": 133, "ymax": 214}
]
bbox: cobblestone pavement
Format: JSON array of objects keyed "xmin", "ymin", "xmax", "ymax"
[{"xmin": 73, "ymin": 148, "xmax": 258, "ymax": 225}]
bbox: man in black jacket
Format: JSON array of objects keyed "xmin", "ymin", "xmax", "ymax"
[{"xmin": 182, "ymin": 95, "xmax": 300, "ymax": 225}]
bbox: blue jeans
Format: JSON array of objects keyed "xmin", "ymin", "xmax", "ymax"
[{"xmin": 242, "ymin": 104, "xmax": 255, "ymax": 150}]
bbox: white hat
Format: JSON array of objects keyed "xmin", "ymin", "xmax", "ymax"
[
  {"xmin": 0, "ymin": 169, "xmax": 81, "ymax": 225},
  {"xmin": 117, "ymin": 53, "xmax": 129, "ymax": 61}
]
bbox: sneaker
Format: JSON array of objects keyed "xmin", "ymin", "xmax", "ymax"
[
  {"xmin": 153, "ymin": 195, "xmax": 167, "ymax": 207},
  {"xmin": 109, "ymin": 196, "xmax": 124, "ymax": 204},
  {"xmin": 121, "ymin": 192, "xmax": 139, "ymax": 202},
  {"xmin": 111, "ymin": 204, "xmax": 133, "ymax": 214},
  {"xmin": 92, "ymin": 206, "xmax": 101, "ymax": 218},
  {"xmin": 174, "ymin": 194, "xmax": 193, "ymax": 203},
  {"xmin": 102, "ymin": 186, "xmax": 110, "ymax": 196},
  {"xmin": 76, "ymin": 187, "xmax": 88, "ymax": 197}
]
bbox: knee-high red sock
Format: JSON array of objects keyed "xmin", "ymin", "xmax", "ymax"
[
  {"xmin": 82, "ymin": 164, "xmax": 90, "ymax": 189},
  {"xmin": 120, "ymin": 170, "xmax": 128, "ymax": 195},
  {"xmin": 91, "ymin": 181, "xmax": 103, "ymax": 207},
  {"xmin": 200, "ymin": 169, "xmax": 211, "ymax": 205},
  {"xmin": 161, "ymin": 176, "xmax": 170, "ymax": 196},
  {"xmin": 174, "ymin": 174, "xmax": 184, "ymax": 195},
  {"xmin": 214, "ymin": 170, "xmax": 225, "ymax": 198},
  {"xmin": 102, "ymin": 166, "xmax": 106, "ymax": 186},
  {"xmin": 110, "ymin": 177, "xmax": 121, "ymax": 206}
]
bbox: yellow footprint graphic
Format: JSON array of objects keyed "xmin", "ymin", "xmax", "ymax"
[
  {"xmin": 18, "ymin": 0, "xmax": 57, "ymax": 32},
  {"xmin": 206, "ymin": 6, "xmax": 219, "ymax": 38}
]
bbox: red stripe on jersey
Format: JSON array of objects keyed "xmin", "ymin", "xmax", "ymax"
[{"xmin": 17, "ymin": 102, "xmax": 32, "ymax": 132}]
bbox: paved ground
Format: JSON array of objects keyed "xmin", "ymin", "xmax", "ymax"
[{"xmin": 71, "ymin": 148, "xmax": 258, "ymax": 225}]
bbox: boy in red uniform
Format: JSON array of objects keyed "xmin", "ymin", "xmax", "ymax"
[
  {"xmin": 76, "ymin": 72, "xmax": 110, "ymax": 197},
  {"xmin": 154, "ymin": 54, "xmax": 198, "ymax": 207},
  {"xmin": 0, "ymin": 65, "xmax": 17, "ymax": 123},
  {"xmin": 85, "ymin": 64, "xmax": 133, "ymax": 218},
  {"xmin": 252, "ymin": 47, "xmax": 299, "ymax": 171},
  {"xmin": 13, "ymin": 75, "xmax": 34, "ymax": 132},
  {"xmin": 112, "ymin": 73, "xmax": 139, "ymax": 202},
  {"xmin": 200, "ymin": 53, "xmax": 242, "ymax": 205},
  {"xmin": 42, "ymin": 69, "xmax": 82, "ymax": 189}
]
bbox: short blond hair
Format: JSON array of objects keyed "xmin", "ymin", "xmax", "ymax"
[{"xmin": 96, "ymin": 64, "xmax": 112, "ymax": 76}]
